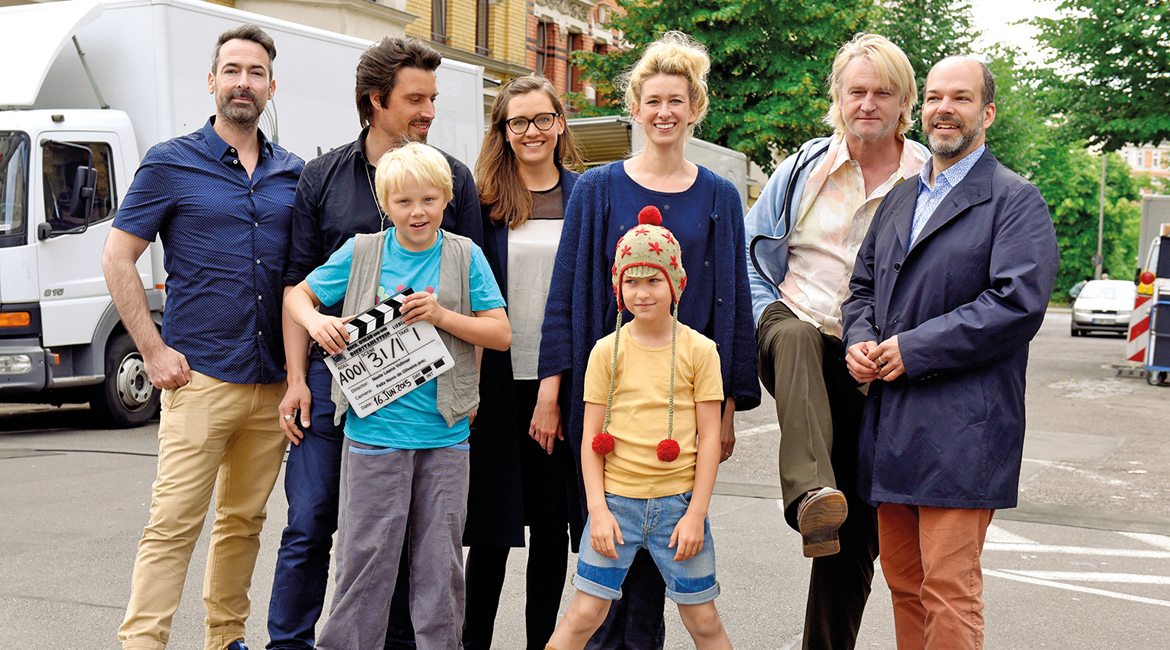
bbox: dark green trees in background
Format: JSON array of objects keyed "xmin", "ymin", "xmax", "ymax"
[
  {"xmin": 569, "ymin": 0, "xmax": 1161, "ymax": 296},
  {"xmin": 570, "ymin": 0, "xmax": 872, "ymax": 173},
  {"xmin": 1032, "ymin": 0, "xmax": 1170, "ymax": 154}
]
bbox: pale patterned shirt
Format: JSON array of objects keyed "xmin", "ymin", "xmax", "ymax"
[
  {"xmin": 779, "ymin": 134, "xmax": 927, "ymax": 338},
  {"xmin": 910, "ymin": 145, "xmax": 986, "ymax": 245}
]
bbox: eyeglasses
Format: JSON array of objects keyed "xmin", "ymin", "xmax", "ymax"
[{"xmin": 505, "ymin": 112, "xmax": 560, "ymax": 135}]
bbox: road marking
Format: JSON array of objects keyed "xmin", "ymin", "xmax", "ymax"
[
  {"xmin": 737, "ymin": 423, "xmax": 778, "ymax": 438},
  {"xmin": 1120, "ymin": 532, "xmax": 1170, "ymax": 551},
  {"xmin": 984, "ymin": 542, "xmax": 1170, "ymax": 559},
  {"xmin": 996, "ymin": 570, "xmax": 1170, "ymax": 585},
  {"xmin": 984, "ymin": 569, "xmax": 1170, "ymax": 608},
  {"xmin": 985, "ymin": 525, "xmax": 1037, "ymax": 545}
]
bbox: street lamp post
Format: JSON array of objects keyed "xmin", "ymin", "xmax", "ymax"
[{"xmin": 1095, "ymin": 154, "xmax": 1106, "ymax": 279}]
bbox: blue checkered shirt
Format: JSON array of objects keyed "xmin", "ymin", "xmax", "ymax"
[{"xmin": 910, "ymin": 145, "xmax": 985, "ymax": 246}]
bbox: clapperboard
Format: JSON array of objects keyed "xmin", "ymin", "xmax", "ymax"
[{"xmin": 319, "ymin": 288, "xmax": 454, "ymax": 418}]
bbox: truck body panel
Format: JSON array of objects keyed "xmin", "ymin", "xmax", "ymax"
[
  {"xmin": 1139, "ymin": 195, "xmax": 1170, "ymax": 273},
  {"xmin": 0, "ymin": 0, "xmax": 485, "ymax": 425}
]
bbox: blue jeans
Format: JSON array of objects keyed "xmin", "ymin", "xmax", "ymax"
[
  {"xmin": 267, "ymin": 361, "xmax": 343, "ymax": 649},
  {"xmin": 267, "ymin": 360, "xmax": 417, "ymax": 649},
  {"xmin": 574, "ymin": 492, "xmax": 719, "ymax": 605}
]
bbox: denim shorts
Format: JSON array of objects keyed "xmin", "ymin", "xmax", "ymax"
[{"xmin": 573, "ymin": 491, "xmax": 719, "ymax": 605}]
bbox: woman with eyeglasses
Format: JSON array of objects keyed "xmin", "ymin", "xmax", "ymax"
[
  {"xmin": 535, "ymin": 32, "xmax": 760, "ymax": 648},
  {"xmin": 462, "ymin": 75, "xmax": 584, "ymax": 650}
]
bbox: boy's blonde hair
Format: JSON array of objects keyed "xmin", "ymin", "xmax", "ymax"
[
  {"xmin": 618, "ymin": 31, "xmax": 710, "ymax": 139},
  {"xmin": 823, "ymin": 33, "xmax": 917, "ymax": 137},
  {"xmin": 374, "ymin": 142, "xmax": 454, "ymax": 213}
]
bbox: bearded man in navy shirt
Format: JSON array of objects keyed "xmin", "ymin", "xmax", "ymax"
[{"xmin": 102, "ymin": 24, "xmax": 304, "ymax": 650}]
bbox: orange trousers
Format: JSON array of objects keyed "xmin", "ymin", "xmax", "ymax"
[{"xmin": 877, "ymin": 503, "xmax": 994, "ymax": 650}]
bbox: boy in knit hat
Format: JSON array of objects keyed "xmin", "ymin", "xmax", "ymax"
[{"xmin": 547, "ymin": 207, "xmax": 732, "ymax": 650}]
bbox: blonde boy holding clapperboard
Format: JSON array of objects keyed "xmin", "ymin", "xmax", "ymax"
[{"xmin": 285, "ymin": 142, "xmax": 510, "ymax": 650}]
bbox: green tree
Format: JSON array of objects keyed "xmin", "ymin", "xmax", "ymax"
[
  {"xmin": 979, "ymin": 48, "xmax": 1142, "ymax": 297},
  {"xmin": 1032, "ymin": 0, "xmax": 1170, "ymax": 152},
  {"xmin": 1033, "ymin": 145, "xmax": 1141, "ymax": 297},
  {"xmin": 982, "ymin": 46, "xmax": 1049, "ymax": 179},
  {"xmin": 871, "ymin": 0, "xmax": 979, "ymax": 142},
  {"xmin": 571, "ymin": 0, "xmax": 873, "ymax": 172}
]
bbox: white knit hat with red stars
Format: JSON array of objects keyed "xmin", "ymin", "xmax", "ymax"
[{"xmin": 611, "ymin": 206, "xmax": 687, "ymax": 309}]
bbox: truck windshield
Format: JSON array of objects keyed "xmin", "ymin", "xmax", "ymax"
[{"xmin": 0, "ymin": 132, "xmax": 30, "ymax": 245}]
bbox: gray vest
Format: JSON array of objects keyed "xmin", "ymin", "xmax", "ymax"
[{"xmin": 332, "ymin": 230, "xmax": 479, "ymax": 428}]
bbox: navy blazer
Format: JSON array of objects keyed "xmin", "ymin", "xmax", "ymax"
[
  {"xmin": 842, "ymin": 149, "xmax": 1059, "ymax": 509},
  {"xmin": 464, "ymin": 167, "xmax": 582, "ymax": 550}
]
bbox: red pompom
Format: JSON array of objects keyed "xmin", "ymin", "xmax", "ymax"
[
  {"xmin": 592, "ymin": 432, "xmax": 615, "ymax": 455},
  {"xmin": 656, "ymin": 439, "xmax": 680, "ymax": 462},
  {"xmin": 637, "ymin": 205, "xmax": 663, "ymax": 227}
]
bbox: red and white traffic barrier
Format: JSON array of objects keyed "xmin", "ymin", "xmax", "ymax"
[{"xmin": 1127, "ymin": 294, "xmax": 1152, "ymax": 363}]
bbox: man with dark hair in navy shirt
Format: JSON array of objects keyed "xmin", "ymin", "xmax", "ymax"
[
  {"xmin": 266, "ymin": 36, "xmax": 482, "ymax": 650},
  {"xmin": 102, "ymin": 24, "xmax": 304, "ymax": 650}
]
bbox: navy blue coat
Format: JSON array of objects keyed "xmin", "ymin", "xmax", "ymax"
[
  {"xmin": 463, "ymin": 167, "xmax": 581, "ymax": 549},
  {"xmin": 841, "ymin": 149, "xmax": 1059, "ymax": 510}
]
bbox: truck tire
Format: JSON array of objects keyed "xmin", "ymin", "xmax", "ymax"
[{"xmin": 90, "ymin": 332, "xmax": 159, "ymax": 428}]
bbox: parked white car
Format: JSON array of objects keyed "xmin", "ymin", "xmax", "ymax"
[{"xmin": 1070, "ymin": 280, "xmax": 1137, "ymax": 337}]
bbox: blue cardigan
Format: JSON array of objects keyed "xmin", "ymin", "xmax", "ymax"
[{"xmin": 538, "ymin": 161, "xmax": 761, "ymax": 455}]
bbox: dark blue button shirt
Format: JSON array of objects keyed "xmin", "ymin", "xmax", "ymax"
[{"xmin": 113, "ymin": 118, "xmax": 305, "ymax": 385}]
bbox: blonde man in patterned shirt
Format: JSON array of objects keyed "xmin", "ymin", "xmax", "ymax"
[{"xmin": 744, "ymin": 33, "xmax": 926, "ymax": 650}]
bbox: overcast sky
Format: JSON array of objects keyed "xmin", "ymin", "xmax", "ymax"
[{"xmin": 969, "ymin": 0, "xmax": 1061, "ymax": 59}]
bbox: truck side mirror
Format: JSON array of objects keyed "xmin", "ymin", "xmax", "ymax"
[{"xmin": 65, "ymin": 165, "xmax": 97, "ymax": 232}]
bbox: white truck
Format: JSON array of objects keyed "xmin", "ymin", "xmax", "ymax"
[
  {"xmin": 0, "ymin": 0, "xmax": 484, "ymax": 426},
  {"xmin": 1138, "ymin": 195, "xmax": 1170, "ymax": 279}
]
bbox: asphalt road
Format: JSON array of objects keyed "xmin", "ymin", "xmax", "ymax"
[{"xmin": 1, "ymin": 310, "xmax": 1168, "ymax": 649}]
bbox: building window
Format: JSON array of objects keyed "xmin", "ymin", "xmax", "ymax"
[
  {"xmin": 568, "ymin": 33, "xmax": 584, "ymax": 93},
  {"xmin": 475, "ymin": 0, "xmax": 490, "ymax": 55},
  {"xmin": 536, "ymin": 22, "xmax": 550, "ymax": 76},
  {"xmin": 1146, "ymin": 150, "xmax": 1154, "ymax": 169},
  {"xmin": 591, "ymin": 42, "xmax": 607, "ymax": 105},
  {"xmin": 431, "ymin": 0, "xmax": 448, "ymax": 45}
]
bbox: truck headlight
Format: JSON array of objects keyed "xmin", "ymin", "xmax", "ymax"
[{"xmin": 0, "ymin": 354, "xmax": 33, "ymax": 374}]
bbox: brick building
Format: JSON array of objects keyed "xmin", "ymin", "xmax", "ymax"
[{"xmin": 525, "ymin": 0, "xmax": 621, "ymax": 106}]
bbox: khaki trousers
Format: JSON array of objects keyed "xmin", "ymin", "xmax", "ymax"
[
  {"xmin": 119, "ymin": 371, "xmax": 288, "ymax": 650},
  {"xmin": 878, "ymin": 504, "xmax": 994, "ymax": 650}
]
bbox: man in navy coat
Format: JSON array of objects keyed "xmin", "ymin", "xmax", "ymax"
[{"xmin": 841, "ymin": 56, "xmax": 1058, "ymax": 650}]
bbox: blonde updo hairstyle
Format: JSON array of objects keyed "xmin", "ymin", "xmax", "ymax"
[{"xmin": 618, "ymin": 31, "xmax": 711, "ymax": 139}]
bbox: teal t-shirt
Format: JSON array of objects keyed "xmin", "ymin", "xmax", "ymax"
[{"xmin": 306, "ymin": 229, "xmax": 506, "ymax": 448}]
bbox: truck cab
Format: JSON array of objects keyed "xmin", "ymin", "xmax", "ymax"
[{"xmin": 0, "ymin": 109, "xmax": 160, "ymax": 425}]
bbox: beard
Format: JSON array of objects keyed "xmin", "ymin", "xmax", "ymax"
[
  {"xmin": 218, "ymin": 88, "xmax": 263, "ymax": 130},
  {"xmin": 406, "ymin": 120, "xmax": 430, "ymax": 144},
  {"xmin": 926, "ymin": 114, "xmax": 983, "ymax": 160}
]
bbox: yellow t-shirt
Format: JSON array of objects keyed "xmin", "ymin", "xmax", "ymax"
[{"xmin": 584, "ymin": 323, "xmax": 724, "ymax": 498}]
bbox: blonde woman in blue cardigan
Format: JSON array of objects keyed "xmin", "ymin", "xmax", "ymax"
[{"xmin": 534, "ymin": 32, "xmax": 760, "ymax": 650}]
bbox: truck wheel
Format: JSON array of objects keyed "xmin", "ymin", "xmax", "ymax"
[{"xmin": 90, "ymin": 332, "xmax": 159, "ymax": 428}]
